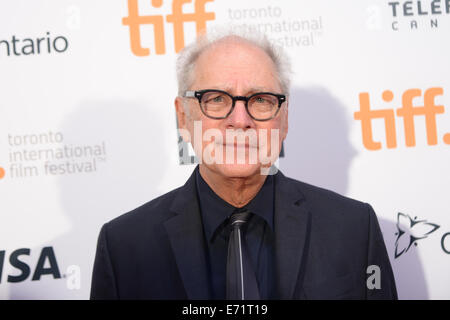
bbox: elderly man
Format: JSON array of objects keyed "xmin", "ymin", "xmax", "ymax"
[{"xmin": 90, "ymin": 32, "xmax": 397, "ymax": 300}]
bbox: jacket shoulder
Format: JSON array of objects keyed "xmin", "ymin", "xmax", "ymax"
[{"xmin": 280, "ymin": 174, "xmax": 372, "ymax": 223}]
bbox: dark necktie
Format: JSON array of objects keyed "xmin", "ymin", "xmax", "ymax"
[{"xmin": 226, "ymin": 209, "xmax": 260, "ymax": 300}]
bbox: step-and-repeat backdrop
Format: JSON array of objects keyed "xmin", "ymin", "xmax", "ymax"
[{"xmin": 1, "ymin": 0, "xmax": 449, "ymax": 299}]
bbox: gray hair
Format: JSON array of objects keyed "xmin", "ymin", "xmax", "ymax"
[{"xmin": 176, "ymin": 27, "xmax": 292, "ymax": 97}]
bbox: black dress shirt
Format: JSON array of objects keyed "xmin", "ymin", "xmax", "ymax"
[{"xmin": 195, "ymin": 166, "xmax": 275, "ymax": 299}]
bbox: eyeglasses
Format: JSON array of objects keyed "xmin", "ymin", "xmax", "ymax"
[{"xmin": 183, "ymin": 89, "xmax": 286, "ymax": 121}]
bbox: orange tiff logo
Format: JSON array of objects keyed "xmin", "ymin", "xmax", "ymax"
[
  {"xmin": 354, "ymin": 88, "xmax": 450, "ymax": 150},
  {"xmin": 122, "ymin": 0, "xmax": 215, "ymax": 56}
]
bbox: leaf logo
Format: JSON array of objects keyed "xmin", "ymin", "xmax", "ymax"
[{"xmin": 394, "ymin": 212, "xmax": 440, "ymax": 259}]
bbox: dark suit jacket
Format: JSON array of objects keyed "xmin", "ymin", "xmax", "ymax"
[{"xmin": 90, "ymin": 169, "xmax": 397, "ymax": 300}]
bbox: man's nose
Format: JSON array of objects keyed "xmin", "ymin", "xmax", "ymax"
[{"xmin": 225, "ymin": 100, "xmax": 254, "ymax": 129}]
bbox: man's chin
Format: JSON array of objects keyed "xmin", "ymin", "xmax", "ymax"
[{"xmin": 206, "ymin": 163, "xmax": 265, "ymax": 179}]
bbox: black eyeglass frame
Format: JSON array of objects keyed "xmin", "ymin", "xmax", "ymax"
[{"xmin": 183, "ymin": 89, "xmax": 287, "ymax": 121}]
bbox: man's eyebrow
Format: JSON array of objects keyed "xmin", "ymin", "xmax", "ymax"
[
  {"xmin": 245, "ymin": 87, "xmax": 270, "ymax": 94},
  {"xmin": 205, "ymin": 86, "xmax": 272, "ymax": 95}
]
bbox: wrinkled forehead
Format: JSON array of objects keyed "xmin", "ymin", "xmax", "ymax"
[{"xmin": 192, "ymin": 38, "xmax": 280, "ymax": 92}]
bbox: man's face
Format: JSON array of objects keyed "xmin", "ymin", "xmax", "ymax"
[{"xmin": 176, "ymin": 39, "xmax": 288, "ymax": 178}]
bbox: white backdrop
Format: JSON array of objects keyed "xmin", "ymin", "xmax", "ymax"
[{"xmin": 0, "ymin": 0, "xmax": 449, "ymax": 299}]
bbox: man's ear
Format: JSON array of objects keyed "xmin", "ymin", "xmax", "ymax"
[
  {"xmin": 281, "ymin": 98, "xmax": 289, "ymax": 140},
  {"xmin": 175, "ymin": 97, "xmax": 191, "ymax": 142}
]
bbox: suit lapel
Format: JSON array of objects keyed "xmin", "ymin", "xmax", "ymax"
[
  {"xmin": 163, "ymin": 168, "xmax": 312, "ymax": 299},
  {"xmin": 274, "ymin": 171, "xmax": 312, "ymax": 299},
  {"xmin": 163, "ymin": 169, "xmax": 211, "ymax": 299}
]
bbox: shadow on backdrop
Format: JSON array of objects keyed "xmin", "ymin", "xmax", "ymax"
[
  {"xmin": 279, "ymin": 86, "xmax": 428, "ymax": 299},
  {"xmin": 9, "ymin": 100, "xmax": 168, "ymax": 299},
  {"xmin": 279, "ymin": 86, "xmax": 356, "ymax": 194}
]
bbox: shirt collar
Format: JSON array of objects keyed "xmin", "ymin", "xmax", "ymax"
[{"xmin": 195, "ymin": 166, "xmax": 274, "ymax": 242}]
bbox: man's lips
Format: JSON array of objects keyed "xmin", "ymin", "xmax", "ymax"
[{"xmin": 222, "ymin": 142, "xmax": 258, "ymax": 148}]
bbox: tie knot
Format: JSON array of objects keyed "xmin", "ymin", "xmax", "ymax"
[{"xmin": 229, "ymin": 209, "xmax": 252, "ymax": 229}]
